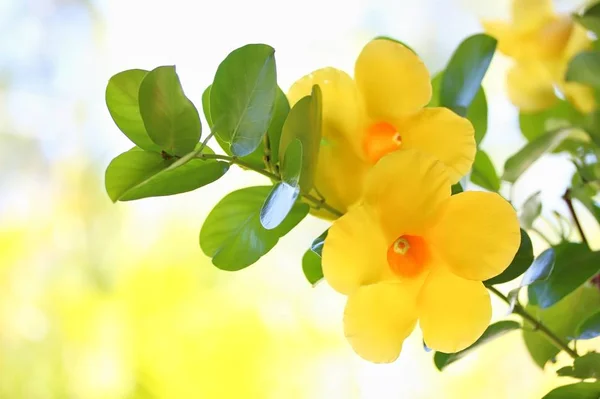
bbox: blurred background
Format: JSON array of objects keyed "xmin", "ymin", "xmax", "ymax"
[{"xmin": 1, "ymin": 0, "xmax": 599, "ymax": 397}]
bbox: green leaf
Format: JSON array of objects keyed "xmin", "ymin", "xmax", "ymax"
[
  {"xmin": 138, "ymin": 66, "xmax": 201, "ymax": 156},
  {"xmin": 522, "ymin": 248, "xmax": 555, "ymax": 287},
  {"xmin": 524, "ymin": 285, "xmax": 600, "ymax": 368},
  {"xmin": 571, "ymin": 179, "xmax": 600, "ymax": 223},
  {"xmin": 429, "ymin": 72, "xmax": 488, "ymax": 145},
  {"xmin": 311, "ymin": 229, "xmax": 328, "ymax": 257},
  {"xmin": 484, "ymin": 229, "xmax": 534, "ymax": 286},
  {"xmin": 106, "ymin": 69, "xmax": 161, "ymax": 152},
  {"xmin": 529, "ymin": 243, "xmax": 600, "ymax": 308},
  {"xmin": 519, "ymin": 101, "xmax": 582, "ymax": 143},
  {"xmin": 439, "ymin": 34, "xmax": 496, "ymax": 117},
  {"xmin": 210, "ymin": 44, "xmax": 277, "ymax": 157},
  {"xmin": 302, "ymin": 250, "xmax": 323, "ymax": 285},
  {"xmin": 434, "ymin": 321, "xmax": 520, "ymax": 371},
  {"xmin": 574, "ymin": 2, "xmax": 600, "ymax": 35},
  {"xmin": 502, "ymin": 129, "xmax": 572, "ymax": 183},
  {"xmin": 266, "ymin": 87, "xmax": 291, "ymax": 168},
  {"xmin": 577, "ymin": 310, "xmax": 600, "ymax": 340},
  {"xmin": 566, "ymin": 51, "xmax": 600, "ymax": 88},
  {"xmin": 279, "ymin": 85, "xmax": 322, "ymax": 192},
  {"xmin": 557, "ymin": 352, "xmax": 600, "ymax": 379},
  {"xmin": 543, "ymin": 382, "xmax": 600, "ymax": 399},
  {"xmin": 451, "ymin": 183, "xmax": 463, "ymax": 195},
  {"xmin": 520, "ymin": 191, "xmax": 542, "ymax": 229},
  {"xmin": 105, "ymin": 147, "xmax": 228, "ymax": 202},
  {"xmin": 470, "ymin": 150, "xmax": 500, "ymax": 191},
  {"xmin": 201, "ymin": 84, "xmax": 213, "ymax": 127},
  {"xmin": 200, "ymin": 186, "xmax": 308, "ymax": 271}
]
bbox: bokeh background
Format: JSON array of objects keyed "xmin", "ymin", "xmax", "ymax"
[{"xmin": 2, "ymin": 0, "xmax": 599, "ymax": 397}]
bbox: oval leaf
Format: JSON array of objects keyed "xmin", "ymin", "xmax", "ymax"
[
  {"xmin": 519, "ymin": 191, "xmax": 542, "ymax": 229},
  {"xmin": 201, "ymin": 84, "xmax": 213, "ymax": 127},
  {"xmin": 434, "ymin": 321, "xmax": 520, "ymax": 371},
  {"xmin": 279, "ymin": 85, "xmax": 322, "ymax": 192},
  {"xmin": 519, "ymin": 101, "xmax": 582, "ymax": 143},
  {"xmin": 302, "ymin": 250, "xmax": 324, "ymax": 286},
  {"xmin": 139, "ymin": 66, "xmax": 201, "ymax": 156},
  {"xmin": 543, "ymin": 382, "xmax": 600, "ymax": 399},
  {"xmin": 259, "ymin": 182, "xmax": 300, "ymax": 230},
  {"xmin": 106, "ymin": 69, "xmax": 160, "ymax": 152},
  {"xmin": 522, "ymin": 248, "xmax": 555, "ymax": 287},
  {"xmin": 529, "ymin": 243, "xmax": 600, "ymax": 309},
  {"xmin": 266, "ymin": 87, "xmax": 291, "ymax": 168},
  {"xmin": 105, "ymin": 147, "xmax": 228, "ymax": 202},
  {"xmin": 577, "ymin": 310, "xmax": 600, "ymax": 340},
  {"xmin": 524, "ymin": 285, "xmax": 600, "ymax": 368},
  {"xmin": 484, "ymin": 229, "xmax": 534, "ymax": 286},
  {"xmin": 440, "ymin": 34, "xmax": 496, "ymax": 117},
  {"xmin": 470, "ymin": 150, "xmax": 500, "ymax": 191},
  {"xmin": 200, "ymin": 186, "xmax": 308, "ymax": 271},
  {"xmin": 210, "ymin": 44, "xmax": 277, "ymax": 157},
  {"xmin": 566, "ymin": 51, "xmax": 600, "ymax": 88},
  {"xmin": 574, "ymin": 2, "xmax": 600, "ymax": 35},
  {"xmin": 502, "ymin": 129, "xmax": 572, "ymax": 183},
  {"xmin": 557, "ymin": 352, "xmax": 600, "ymax": 379}
]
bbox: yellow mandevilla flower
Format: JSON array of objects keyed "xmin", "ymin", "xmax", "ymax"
[
  {"xmin": 321, "ymin": 149, "xmax": 520, "ymax": 363},
  {"xmin": 288, "ymin": 39, "xmax": 475, "ymax": 216},
  {"xmin": 483, "ymin": 0, "xmax": 595, "ymax": 113}
]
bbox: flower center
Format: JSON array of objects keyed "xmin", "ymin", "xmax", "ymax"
[
  {"xmin": 386, "ymin": 235, "xmax": 429, "ymax": 278},
  {"xmin": 362, "ymin": 122, "xmax": 402, "ymax": 164}
]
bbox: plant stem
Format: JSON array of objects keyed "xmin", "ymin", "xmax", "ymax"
[
  {"xmin": 196, "ymin": 152, "xmax": 344, "ymax": 218},
  {"xmin": 563, "ymin": 189, "xmax": 589, "ymax": 248},
  {"xmin": 488, "ymin": 286, "xmax": 579, "ymax": 359}
]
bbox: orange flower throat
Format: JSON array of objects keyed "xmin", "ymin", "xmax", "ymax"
[
  {"xmin": 363, "ymin": 122, "xmax": 402, "ymax": 164},
  {"xmin": 386, "ymin": 235, "xmax": 429, "ymax": 277}
]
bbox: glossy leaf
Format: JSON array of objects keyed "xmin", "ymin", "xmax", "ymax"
[
  {"xmin": 279, "ymin": 85, "xmax": 322, "ymax": 192},
  {"xmin": 439, "ymin": 34, "xmax": 496, "ymax": 117},
  {"xmin": 519, "ymin": 191, "xmax": 542, "ymax": 229},
  {"xmin": 543, "ymin": 382, "xmax": 600, "ymax": 399},
  {"xmin": 574, "ymin": 2, "xmax": 600, "ymax": 35},
  {"xmin": 429, "ymin": 72, "xmax": 488, "ymax": 145},
  {"xmin": 524, "ymin": 285, "xmax": 600, "ymax": 368},
  {"xmin": 502, "ymin": 129, "xmax": 571, "ymax": 183},
  {"xmin": 138, "ymin": 66, "xmax": 201, "ymax": 156},
  {"xmin": 522, "ymin": 248, "xmax": 555, "ymax": 287},
  {"xmin": 566, "ymin": 51, "xmax": 600, "ymax": 88},
  {"xmin": 557, "ymin": 352, "xmax": 600, "ymax": 379},
  {"xmin": 210, "ymin": 44, "xmax": 277, "ymax": 156},
  {"xmin": 105, "ymin": 147, "xmax": 228, "ymax": 202},
  {"xmin": 106, "ymin": 69, "xmax": 160, "ymax": 152},
  {"xmin": 529, "ymin": 243, "xmax": 600, "ymax": 309},
  {"xmin": 484, "ymin": 229, "xmax": 534, "ymax": 286},
  {"xmin": 434, "ymin": 321, "xmax": 520, "ymax": 371},
  {"xmin": 576, "ymin": 310, "xmax": 600, "ymax": 340},
  {"xmin": 302, "ymin": 250, "xmax": 323, "ymax": 285},
  {"xmin": 311, "ymin": 230, "xmax": 328, "ymax": 257},
  {"xmin": 200, "ymin": 186, "xmax": 308, "ymax": 271},
  {"xmin": 266, "ymin": 87, "xmax": 291, "ymax": 168},
  {"xmin": 201, "ymin": 84, "xmax": 213, "ymax": 127},
  {"xmin": 470, "ymin": 150, "xmax": 500, "ymax": 191}
]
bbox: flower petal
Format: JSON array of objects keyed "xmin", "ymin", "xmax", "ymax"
[
  {"xmin": 507, "ymin": 63, "xmax": 558, "ymax": 112},
  {"xmin": 355, "ymin": 39, "xmax": 431, "ymax": 120},
  {"xmin": 401, "ymin": 108, "xmax": 475, "ymax": 184},
  {"xmin": 287, "ymin": 67, "xmax": 363, "ymax": 145},
  {"xmin": 563, "ymin": 82, "xmax": 596, "ymax": 114},
  {"xmin": 482, "ymin": 21, "xmax": 523, "ymax": 58},
  {"xmin": 427, "ymin": 191, "xmax": 521, "ymax": 281},
  {"xmin": 563, "ymin": 23, "xmax": 592, "ymax": 61},
  {"xmin": 418, "ymin": 265, "xmax": 491, "ymax": 353},
  {"xmin": 322, "ymin": 205, "xmax": 393, "ymax": 295},
  {"xmin": 512, "ymin": 0, "xmax": 554, "ymax": 32},
  {"xmin": 344, "ymin": 281, "xmax": 418, "ymax": 363},
  {"xmin": 363, "ymin": 149, "xmax": 451, "ymax": 240}
]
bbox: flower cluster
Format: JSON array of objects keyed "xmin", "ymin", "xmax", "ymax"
[{"xmin": 289, "ymin": 39, "xmax": 521, "ymax": 363}]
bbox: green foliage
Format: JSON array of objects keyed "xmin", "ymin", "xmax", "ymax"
[
  {"xmin": 200, "ymin": 186, "xmax": 308, "ymax": 271},
  {"xmin": 543, "ymin": 382, "xmax": 600, "ymax": 399},
  {"xmin": 451, "ymin": 182, "xmax": 463, "ymax": 195},
  {"xmin": 519, "ymin": 101, "xmax": 583, "ymax": 143},
  {"xmin": 302, "ymin": 230, "xmax": 328, "ymax": 285},
  {"xmin": 503, "ymin": 129, "xmax": 572, "ymax": 183},
  {"xmin": 210, "ymin": 44, "xmax": 278, "ymax": 157},
  {"xmin": 279, "ymin": 85, "xmax": 322, "ymax": 192},
  {"xmin": 528, "ymin": 243, "xmax": 600, "ymax": 309},
  {"xmin": 138, "ymin": 66, "xmax": 201, "ymax": 156},
  {"xmin": 484, "ymin": 229, "xmax": 534, "ymax": 286},
  {"xmin": 576, "ymin": 310, "xmax": 600, "ymax": 340},
  {"xmin": 519, "ymin": 191, "xmax": 542, "ymax": 229},
  {"xmin": 574, "ymin": 2, "xmax": 600, "ymax": 35},
  {"xmin": 105, "ymin": 147, "xmax": 228, "ymax": 202},
  {"xmin": 470, "ymin": 150, "xmax": 499, "ymax": 191},
  {"xmin": 524, "ymin": 285, "xmax": 600, "ymax": 368},
  {"xmin": 429, "ymin": 72, "xmax": 488, "ymax": 145},
  {"xmin": 566, "ymin": 51, "xmax": 600, "ymax": 89},
  {"xmin": 439, "ymin": 34, "xmax": 496, "ymax": 117},
  {"xmin": 105, "ymin": 69, "xmax": 161, "ymax": 152},
  {"xmin": 557, "ymin": 352, "xmax": 600, "ymax": 379},
  {"xmin": 434, "ymin": 321, "xmax": 520, "ymax": 370}
]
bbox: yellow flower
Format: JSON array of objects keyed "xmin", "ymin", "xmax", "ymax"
[
  {"xmin": 321, "ymin": 149, "xmax": 520, "ymax": 363},
  {"xmin": 483, "ymin": 0, "xmax": 595, "ymax": 113},
  {"xmin": 288, "ymin": 39, "xmax": 475, "ymax": 216}
]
